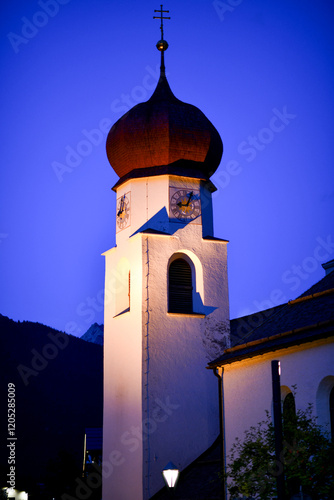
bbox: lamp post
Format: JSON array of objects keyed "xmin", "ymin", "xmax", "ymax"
[
  {"xmin": 271, "ymin": 360, "xmax": 285, "ymax": 500},
  {"xmin": 162, "ymin": 461, "xmax": 179, "ymax": 495}
]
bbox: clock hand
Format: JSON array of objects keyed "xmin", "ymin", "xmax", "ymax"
[
  {"xmin": 176, "ymin": 192, "xmax": 194, "ymax": 208},
  {"xmin": 117, "ymin": 197, "xmax": 125, "ymax": 216},
  {"xmin": 186, "ymin": 191, "xmax": 193, "ymax": 206}
]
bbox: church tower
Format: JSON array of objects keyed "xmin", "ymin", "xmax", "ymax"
[{"xmin": 102, "ymin": 8, "xmax": 230, "ymax": 499}]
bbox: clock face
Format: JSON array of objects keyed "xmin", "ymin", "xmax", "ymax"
[
  {"xmin": 169, "ymin": 188, "xmax": 201, "ymax": 221},
  {"xmin": 116, "ymin": 192, "xmax": 131, "ymax": 231}
]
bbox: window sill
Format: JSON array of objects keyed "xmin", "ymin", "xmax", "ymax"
[{"xmin": 167, "ymin": 312, "xmax": 206, "ymax": 318}]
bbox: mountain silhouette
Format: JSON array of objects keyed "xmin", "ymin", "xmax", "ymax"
[{"xmin": 0, "ymin": 314, "xmax": 103, "ymax": 497}]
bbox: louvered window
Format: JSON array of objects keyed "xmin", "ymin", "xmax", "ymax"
[{"xmin": 168, "ymin": 258, "xmax": 193, "ymax": 313}]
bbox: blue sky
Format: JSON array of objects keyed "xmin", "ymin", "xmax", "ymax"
[{"xmin": 1, "ymin": 0, "xmax": 334, "ymax": 336}]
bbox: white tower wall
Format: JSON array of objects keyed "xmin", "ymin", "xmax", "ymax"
[
  {"xmin": 140, "ymin": 224, "xmax": 229, "ymax": 497},
  {"xmin": 103, "ymin": 174, "xmax": 230, "ymax": 499}
]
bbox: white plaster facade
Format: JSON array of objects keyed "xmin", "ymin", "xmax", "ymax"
[
  {"xmin": 103, "ymin": 174, "xmax": 230, "ymax": 499},
  {"xmin": 221, "ymin": 337, "xmax": 334, "ymax": 497}
]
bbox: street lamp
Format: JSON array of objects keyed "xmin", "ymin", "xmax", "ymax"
[
  {"xmin": 162, "ymin": 461, "xmax": 179, "ymax": 489},
  {"xmin": 271, "ymin": 360, "xmax": 285, "ymax": 500}
]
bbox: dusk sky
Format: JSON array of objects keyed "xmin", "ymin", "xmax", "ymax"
[{"xmin": 1, "ymin": 0, "xmax": 334, "ymax": 337}]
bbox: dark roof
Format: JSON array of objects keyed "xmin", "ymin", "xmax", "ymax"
[
  {"xmin": 298, "ymin": 267, "xmax": 334, "ymax": 297},
  {"xmin": 209, "ymin": 271, "xmax": 334, "ymax": 368},
  {"xmin": 229, "ymin": 304, "xmax": 286, "ymax": 346},
  {"xmin": 322, "ymin": 258, "xmax": 334, "ymax": 274}
]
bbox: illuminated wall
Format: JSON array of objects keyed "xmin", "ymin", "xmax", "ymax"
[{"xmin": 103, "ymin": 174, "xmax": 230, "ymax": 499}]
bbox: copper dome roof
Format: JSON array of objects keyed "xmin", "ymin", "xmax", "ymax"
[{"xmin": 106, "ymin": 73, "xmax": 223, "ymax": 185}]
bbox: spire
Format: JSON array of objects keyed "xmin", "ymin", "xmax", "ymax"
[
  {"xmin": 106, "ymin": 6, "xmax": 223, "ymax": 186},
  {"xmin": 153, "ymin": 5, "xmax": 170, "ymax": 76}
]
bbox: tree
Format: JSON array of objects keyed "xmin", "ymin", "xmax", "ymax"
[{"xmin": 226, "ymin": 403, "xmax": 334, "ymax": 500}]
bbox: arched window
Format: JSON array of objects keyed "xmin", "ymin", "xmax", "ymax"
[
  {"xmin": 330, "ymin": 386, "xmax": 334, "ymax": 441},
  {"xmin": 283, "ymin": 392, "xmax": 297, "ymax": 444},
  {"xmin": 316, "ymin": 376, "xmax": 334, "ymax": 438},
  {"xmin": 168, "ymin": 258, "xmax": 193, "ymax": 313},
  {"xmin": 282, "ymin": 392, "xmax": 298, "ymax": 494}
]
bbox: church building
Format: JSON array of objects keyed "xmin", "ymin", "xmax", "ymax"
[
  {"xmin": 102, "ymin": 8, "xmax": 334, "ymax": 500},
  {"xmin": 208, "ymin": 260, "xmax": 334, "ymax": 498}
]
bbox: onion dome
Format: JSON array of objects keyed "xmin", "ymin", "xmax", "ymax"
[{"xmin": 106, "ymin": 23, "xmax": 223, "ymax": 187}]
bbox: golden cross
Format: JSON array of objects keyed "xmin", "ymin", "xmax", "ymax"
[{"xmin": 153, "ymin": 5, "xmax": 170, "ymax": 40}]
